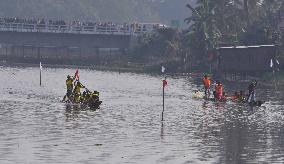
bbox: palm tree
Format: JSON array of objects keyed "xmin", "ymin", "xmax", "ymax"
[
  {"xmin": 185, "ymin": 0, "xmax": 220, "ymax": 52},
  {"xmin": 184, "ymin": 0, "xmax": 284, "ymax": 61}
]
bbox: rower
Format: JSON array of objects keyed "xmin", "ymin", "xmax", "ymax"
[
  {"xmin": 231, "ymin": 91, "xmax": 239, "ymax": 101},
  {"xmin": 80, "ymin": 91, "xmax": 87, "ymax": 104},
  {"xmin": 62, "ymin": 75, "xmax": 75, "ymax": 102},
  {"xmin": 214, "ymin": 81, "xmax": 223, "ymax": 101},
  {"xmin": 202, "ymin": 75, "xmax": 211, "ymax": 99},
  {"xmin": 239, "ymin": 91, "xmax": 246, "ymax": 102},
  {"xmin": 221, "ymin": 92, "xmax": 227, "ymax": 102},
  {"xmin": 88, "ymin": 91, "xmax": 100, "ymax": 107},
  {"xmin": 73, "ymin": 81, "xmax": 85, "ymax": 96},
  {"xmin": 74, "ymin": 92, "xmax": 81, "ymax": 103},
  {"xmin": 92, "ymin": 91, "xmax": 100, "ymax": 102},
  {"xmin": 247, "ymin": 80, "xmax": 257, "ymax": 103}
]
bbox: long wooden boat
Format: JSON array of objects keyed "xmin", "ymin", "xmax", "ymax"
[{"xmin": 192, "ymin": 92, "xmax": 265, "ymax": 107}]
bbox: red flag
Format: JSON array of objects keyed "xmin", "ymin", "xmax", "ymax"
[
  {"xmin": 163, "ymin": 79, "xmax": 168, "ymax": 88},
  {"xmin": 75, "ymin": 69, "xmax": 79, "ymax": 80}
]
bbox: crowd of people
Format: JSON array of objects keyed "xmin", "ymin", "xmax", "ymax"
[
  {"xmin": 62, "ymin": 72, "xmax": 101, "ymax": 109},
  {"xmin": 201, "ymin": 75, "xmax": 259, "ymax": 104},
  {"xmin": 0, "ymin": 17, "xmax": 164, "ymax": 33}
]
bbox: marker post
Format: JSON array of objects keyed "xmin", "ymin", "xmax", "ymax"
[
  {"xmin": 162, "ymin": 80, "xmax": 165, "ymax": 121},
  {"xmin": 40, "ymin": 62, "xmax": 42, "ymax": 86},
  {"xmin": 161, "ymin": 66, "xmax": 167, "ymax": 121}
]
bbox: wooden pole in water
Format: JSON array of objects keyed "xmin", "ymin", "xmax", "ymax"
[
  {"xmin": 40, "ymin": 62, "xmax": 42, "ymax": 86},
  {"xmin": 162, "ymin": 84, "xmax": 165, "ymax": 121},
  {"xmin": 40, "ymin": 69, "xmax": 42, "ymax": 86},
  {"xmin": 161, "ymin": 66, "xmax": 166, "ymax": 121},
  {"xmin": 161, "ymin": 77, "xmax": 167, "ymax": 121}
]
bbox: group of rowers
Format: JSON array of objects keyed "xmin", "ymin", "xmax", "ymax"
[
  {"xmin": 62, "ymin": 75, "xmax": 100, "ymax": 107},
  {"xmin": 202, "ymin": 75, "xmax": 257, "ymax": 103}
]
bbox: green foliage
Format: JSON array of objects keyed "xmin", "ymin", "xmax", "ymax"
[
  {"xmin": 133, "ymin": 28, "xmax": 181, "ymax": 60},
  {"xmin": 185, "ymin": 0, "xmax": 284, "ymax": 63},
  {"xmin": 185, "ymin": 0, "xmax": 222, "ymax": 59}
]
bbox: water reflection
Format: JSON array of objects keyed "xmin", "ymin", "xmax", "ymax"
[
  {"xmin": 65, "ymin": 104, "xmax": 81, "ymax": 121},
  {"xmin": 160, "ymin": 122, "xmax": 164, "ymax": 140}
]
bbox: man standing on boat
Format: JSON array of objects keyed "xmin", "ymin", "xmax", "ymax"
[
  {"xmin": 62, "ymin": 75, "xmax": 75, "ymax": 102},
  {"xmin": 72, "ymin": 81, "xmax": 85, "ymax": 103},
  {"xmin": 247, "ymin": 80, "xmax": 257, "ymax": 103},
  {"xmin": 203, "ymin": 75, "xmax": 211, "ymax": 99}
]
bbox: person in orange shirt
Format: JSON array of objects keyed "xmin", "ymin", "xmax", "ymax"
[
  {"xmin": 214, "ymin": 81, "xmax": 223, "ymax": 100},
  {"xmin": 202, "ymin": 75, "xmax": 211, "ymax": 99},
  {"xmin": 221, "ymin": 92, "xmax": 228, "ymax": 102},
  {"xmin": 231, "ymin": 91, "xmax": 240, "ymax": 102}
]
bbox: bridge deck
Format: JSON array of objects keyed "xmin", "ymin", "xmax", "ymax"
[{"xmin": 0, "ymin": 22, "xmax": 148, "ymax": 35}]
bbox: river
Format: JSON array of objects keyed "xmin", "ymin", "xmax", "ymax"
[{"xmin": 0, "ymin": 66, "xmax": 284, "ymax": 164}]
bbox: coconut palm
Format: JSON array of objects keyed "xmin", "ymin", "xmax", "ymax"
[
  {"xmin": 185, "ymin": 0, "xmax": 221, "ymax": 58},
  {"xmin": 184, "ymin": 0, "xmax": 284, "ymax": 61}
]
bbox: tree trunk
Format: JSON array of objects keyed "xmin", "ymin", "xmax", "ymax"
[{"xmin": 244, "ymin": 0, "xmax": 250, "ymax": 26}]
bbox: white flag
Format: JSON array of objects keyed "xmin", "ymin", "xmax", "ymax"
[
  {"xmin": 161, "ymin": 66, "xmax": 166, "ymax": 73},
  {"xmin": 270, "ymin": 59, "xmax": 273, "ymax": 68},
  {"xmin": 40, "ymin": 62, "xmax": 43, "ymax": 70},
  {"xmin": 276, "ymin": 59, "xmax": 280, "ymax": 65}
]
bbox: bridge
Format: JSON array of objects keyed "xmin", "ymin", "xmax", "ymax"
[
  {"xmin": 0, "ymin": 18, "xmax": 166, "ymax": 64},
  {"xmin": 0, "ymin": 22, "xmax": 155, "ymax": 35}
]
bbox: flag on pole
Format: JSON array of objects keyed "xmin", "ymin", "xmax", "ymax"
[
  {"xmin": 161, "ymin": 66, "xmax": 166, "ymax": 73},
  {"xmin": 40, "ymin": 62, "xmax": 42, "ymax": 70},
  {"xmin": 163, "ymin": 79, "xmax": 168, "ymax": 88},
  {"xmin": 270, "ymin": 59, "xmax": 273, "ymax": 68},
  {"xmin": 74, "ymin": 69, "xmax": 79, "ymax": 80}
]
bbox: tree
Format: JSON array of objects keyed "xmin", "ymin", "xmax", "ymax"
[
  {"xmin": 185, "ymin": 0, "xmax": 221, "ymax": 59},
  {"xmin": 184, "ymin": 0, "xmax": 284, "ymax": 68}
]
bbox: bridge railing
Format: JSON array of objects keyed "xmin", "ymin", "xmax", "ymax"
[{"xmin": 0, "ymin": 22, "xmax": 151, "ymax": 35}]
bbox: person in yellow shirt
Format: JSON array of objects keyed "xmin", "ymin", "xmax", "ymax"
[
  {"xmin": 62, "ymin": 75, "xmax": 75, "ymax": 102},
  {"xmin": 73, "ymin": 81, "xmax": 85, "ymax": 95}
]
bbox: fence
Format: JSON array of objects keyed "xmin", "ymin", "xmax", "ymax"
[{"xmin": 0, "ymin": 22, "xmax": 152, "ymax": 35}]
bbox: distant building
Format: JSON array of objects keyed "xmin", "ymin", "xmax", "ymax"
[{"xmin": 216, "ymin": 45, "xmax": 277, "ymax": 74}]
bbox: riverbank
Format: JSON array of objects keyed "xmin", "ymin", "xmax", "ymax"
[
  {"xmin": 0, "ymin": 59, "xmax": 197, "ymax": 75},
  {"xmin": 2, "ymin": 61, "xmax": 284, "ymax": 87},
  {"xmin": 0, "ymin": 61, "xmax": 147, "ymax": 73}
]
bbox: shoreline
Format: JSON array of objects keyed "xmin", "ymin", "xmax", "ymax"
[
  {"xmin": 1, "ymin": 61, "xmax": 284, "ymax": 87},
  {"xmin": 0, "ymin": 62, "xmax": 147, "ymax": 73},
  {"xmin": 0, "ymin": 61, "xmax": 203, "ymax": 76}
]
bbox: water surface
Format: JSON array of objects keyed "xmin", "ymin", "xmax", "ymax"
[{"xmin": 0, "ymin": 66, "xmax": 284, "ymax": 164}]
